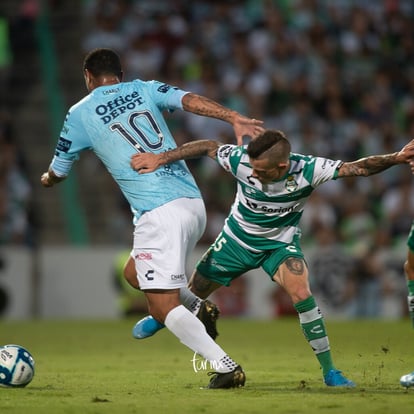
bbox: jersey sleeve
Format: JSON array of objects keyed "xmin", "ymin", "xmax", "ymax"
[
  {"xmin": 145, "ymin": 80, "xmax": 189, "ymax": 111},
  {"xmin": 311, "ymin": 157, "xmax": 343, "ymax": 187},
  {"xmin": 49, "ymin": 108, "xmax": 91, "ymax": 177},
  {"xmin": 215, "ymin": 144, "xmax": 241, "ymax": 174}
]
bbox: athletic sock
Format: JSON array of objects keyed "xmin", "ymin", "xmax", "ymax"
[
  {"xmin": 294, "ymin": 296, "xmax": 334, "ymax": 376},
  {"xmin": 179, "ymin": 287, "xmax": 202, "ymax": 314},
  {"xmin": 164, "ymin": 305, "xmax": 237, "ymax": 373},
  {"xmin": 407, "ymin": 280, "xmax": 414, "ymax": 328}
]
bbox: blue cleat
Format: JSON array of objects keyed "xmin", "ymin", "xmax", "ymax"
[
  {"xmin": 132, "ymin": 300, "xmax": 220, "ymax": 340},
  {"xmin": 400, "ymin": 371, "xmax": 414, "ymax": 388},
  {"xmin": 132, "ymin": 315, "xmax": 165, "ymax": 339},
  {"xmin": 324, "ymin": 369, "xmax": 356, "ymax": 387}
]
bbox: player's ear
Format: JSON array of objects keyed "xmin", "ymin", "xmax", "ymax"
[
  {"xmin": 83, "ymin": 69, "xmax": 91, "ymax": 83},
  {"xmin": 83, "ymin": 69, "xmax": 93, "ymax": 91}
]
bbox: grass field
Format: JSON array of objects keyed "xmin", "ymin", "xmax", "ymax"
[{"xmin": 0, "ymin": 317, "xmax": 413, "ymax": 413}]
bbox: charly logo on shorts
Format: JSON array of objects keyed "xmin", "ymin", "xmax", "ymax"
[{"xmin": 170, "ymin": 274, "xmax": 185, "ymax": 281}]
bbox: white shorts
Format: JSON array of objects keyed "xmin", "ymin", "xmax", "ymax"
[{"xmin": 132, "ymin": 198, "xmax": 206, "ymax": 290}]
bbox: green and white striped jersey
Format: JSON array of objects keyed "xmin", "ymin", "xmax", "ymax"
[{"xmin": 216, "ymin": 144, "xmax": 343, "ymax": 252}]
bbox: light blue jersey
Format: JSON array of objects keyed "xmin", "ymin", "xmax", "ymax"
[{"xmin": 49, "ymin": 80, "xmax": 202, "ymax": 221}]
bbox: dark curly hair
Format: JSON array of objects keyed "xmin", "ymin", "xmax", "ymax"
[{"xmin": 83, "ymin": 48, "xmax": 123, "ymax": 79}]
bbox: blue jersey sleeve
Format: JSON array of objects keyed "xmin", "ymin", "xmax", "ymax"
[
  {"xmin": 49, "ymin": 106, "xmax": 92, "ymax": 176},
  {"xmin": 140, "ymin": 80, "xmax": 188, "ymax": 112}
]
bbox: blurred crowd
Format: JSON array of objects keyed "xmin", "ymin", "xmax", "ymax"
[
  {"xmin": 1, "ymin": 0, "xmax": 414, "ymax": 318},
  {"xmin": 0, "ymin": 0, "xmax": 38, "ymax": 247},
  {"xmin": 0, "ymin": 112, "xmax": 32, "ymax": 246}
]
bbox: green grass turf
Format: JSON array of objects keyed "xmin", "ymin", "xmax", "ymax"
[{"xmin": 0, "ymin": 317, "xmax": 413, "ymax": 414}]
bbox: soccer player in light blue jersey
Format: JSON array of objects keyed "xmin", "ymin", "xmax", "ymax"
[
  {"xmin": 130, "ymin": 129, "xmax": 414, "ymax": 387},
  {"xmin": 40, "ymin": 48, "xmax": 264, "ymax": 389}
]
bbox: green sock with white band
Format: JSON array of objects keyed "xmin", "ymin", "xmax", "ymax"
[{"xmin": 294, "ymin": 296, "xmax": 334, "ymax": 376}]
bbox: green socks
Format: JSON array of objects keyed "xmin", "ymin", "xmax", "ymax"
[{"xmin": 294, "ymin": 296, "xmax": 334, "ymax": 375}]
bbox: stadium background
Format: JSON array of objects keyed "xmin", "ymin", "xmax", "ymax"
[{"xmin": 0, "ymin": 0, "xmax": 413, "ymax": 320}]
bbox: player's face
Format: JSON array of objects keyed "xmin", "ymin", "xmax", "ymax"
[{"xmin": 250, "ymin": 157, "xmax": 289, "ymax": 183}]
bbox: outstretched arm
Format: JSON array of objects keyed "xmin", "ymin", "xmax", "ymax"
[
  {"xmin": 182, "ymin": 93, "xmax": 264, "ymax": 145},
  {"xmin": 338, "ymin": 138, "xmax": 414, "ymax": 177},
  {"xmin": 131, "ymin": 140, "xmax": 220, "ymax": 173}
]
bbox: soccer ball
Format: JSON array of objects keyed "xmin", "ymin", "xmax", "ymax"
[
  {"xmin": 400, "ymin": 371, "xmax": 414, "ymax": 388},
  {"xmin": 0, "ymin": 344, "xmax": 35, "ymax": 387}
]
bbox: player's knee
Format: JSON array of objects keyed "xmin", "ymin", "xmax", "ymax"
[{"xmin": 290, "ymin": 287, "xmax": 312, "ymax": 304}]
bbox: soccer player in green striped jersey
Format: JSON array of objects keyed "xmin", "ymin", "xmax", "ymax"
[
  {"xmin": 400, "ymin": 223, "xmax": 414, "ymax": 388},
  {"xmin": 131, "ymin": 129, "xmax": 414, "ymax": 387}
]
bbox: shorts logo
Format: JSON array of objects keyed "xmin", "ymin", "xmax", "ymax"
[
  {"xmin": 135, "ymin": 252, "xmax": 152, "ymax": 260},
  {"xmin": 171, "ymin": 274, "xmax": 185, "ymax": 281},
  {"xmin": 145, "ymin": 270, "xmax": 154, "ymax": 281}
]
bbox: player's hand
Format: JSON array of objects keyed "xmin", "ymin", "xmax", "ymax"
[
  {"xmin": 131, "ymin": 153, "xmax": 162, "ymax": 173},
  {"xmin": 398, "ymin": 138, "xmax": 414, "ymax": 164},
  {"xmin": 40, "ymin": 172, "xmax": 54, "ymax": 187},
  {"xmin": 232, "ymin": 114, "xmax": 265, "ymax": 146}
]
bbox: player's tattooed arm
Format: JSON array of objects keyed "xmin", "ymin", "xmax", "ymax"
[
  {"xmin": 338, "ymin": 154, "xmax": 400, "ymax": 177},
  {"xmin": 130, "ymin": 140, "xmax": 220, "ymax": 173},
  {"xmin": 182, "ymin": 93, "xmax": 238, "ymax": 123},
  {"xmin": 338, "ymin": 138, "xmax": 414, "ymax": 178},
  {"xmin": 162, "ymin": 140, "xmax": 220, "ymax": 163},
  {"xmin": 182, "ymin": 93, "xmax": 264, "ymax": 145}
]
